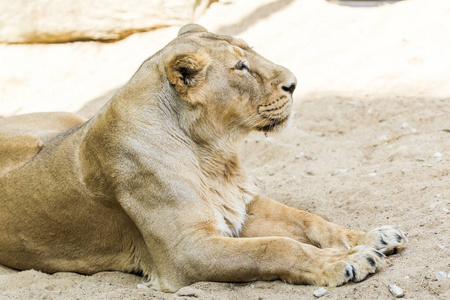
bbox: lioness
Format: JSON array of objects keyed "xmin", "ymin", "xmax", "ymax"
[{"xmin": 0, "ymin": 24, "xmax": 407, "ymax": 292}]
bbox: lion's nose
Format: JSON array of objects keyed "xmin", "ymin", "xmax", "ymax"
[
  {"xmin": 281, "ymin": 77, "xmax": 297, "ymax": 96},
  {"xmin": 282, "ymin": 82, "xmax": 296, "ymax": 95}
]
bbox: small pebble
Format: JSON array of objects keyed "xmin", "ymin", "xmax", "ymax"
[
  {"xmin": 137, "ymin": 284, "xmax": 149, "ymax": 289},
  {"xmin": 429, "ymin": 201, "xmax": 442, "ymax": 210},
  {"xmin": 411, "ymin": 128, "xmax": 417, "ymax": 133},
  {"xmin": 176, "ymin": 286, "xmax": 205, "ymax": 298},
  {"xmin": 332, "ymin": 168, "xmax": 348, "ymax": 176},
  {"xmin": 313, "ymin": 287, "xmax": 328, "ymax": 298},
  {"xmin": 379, "ymin": 135, "xmax": 389, "ymax": 141},
  {"xmin": 388, "ymin": 284, "xmax": 405, "ymax": 298},
  {"xmin": 434, "ymin": 152, "xmax": 442, "ymax": 158},
  {"xmin": 295, "ymin": 152, "xmax": 304, "ymax": 159},
  {"xmin": 360, "ymin": 172, "xmax": 377, "ymax": 178},
  {"xmin": 401, "ymin": 122, "xmax": 408, "ymax": 129},
  {"xmin": 437, "ymin": 244, "xmax": 445, "ymax": 250},
  {"xmin": 436, "ymin": 271, "xmax": 447, "ymax": 280},
  {"xmin": 367, "ymin": 108, "xmax": 373, "ymax": 114},
  {"xmin": 401, "ymin": 169, "xmax": 409, "ymax": 174}
]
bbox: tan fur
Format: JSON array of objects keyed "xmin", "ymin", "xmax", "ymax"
[{"xmin": 0, "ymin": 24, "xmax": 407, "ymax": 292}]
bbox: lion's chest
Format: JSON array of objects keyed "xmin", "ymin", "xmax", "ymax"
[{"xmin": 202, "ymin": 177, "xmax": 256, "ymax": 237}]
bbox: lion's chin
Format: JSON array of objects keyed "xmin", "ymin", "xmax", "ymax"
[{"xmin": 257, "ymin": 116, "xmax": 289, "ymax": 133}]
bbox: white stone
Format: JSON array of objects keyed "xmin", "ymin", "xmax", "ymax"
[
  {"xmin": 137, "ymin": 284, "xmax": 149, "ymax": 289},
  {"xmin": 437, "ymin": 244, "xmax": 445, "ymax": 250},
  {"xmin": 313, "ymin": 287, "xmax": 328, "ymax": 298},
  {"xmin": 401, "ymin": 122, "xmax": 408, "ymax": 129},
  {"xmin": 436, "ymin": 271, "xmax": 447, "ymax": 280},
  {"xmin": 401, "ymin": 169, "xmax": 409, "ymax": 174},
  {"xmin": 388, "ymin": 284, "xmax": 405, "ymax": 298},
  {"xmin": 411, "ymin": 128, "xmax": 417, "ymax": 133},
  {"xmin": 379, "ymin": 135, "xmax": 389, "ymax": 141},
  {"xmin": 429, "ymin": 201, "xmax": 442, "ymax": 210},
  {"xmin": 176, "ymin": 286, "xmax": 205, "ymax": 298},
  {"xmin": 333, "ymin": 168, "xmax": 348, "ymax": 176},
  {"xmin": 360, "ymin": 172, "xmax": 377, "ymax": 178},
  {"xmin": 434, "ymin": 152, "xmax": 442, "ymax": 157},
  {"xmin": 295, "ymin": 152, "xmax": 304, "ymax": 159}
]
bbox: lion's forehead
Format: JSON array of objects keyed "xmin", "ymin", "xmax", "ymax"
[{"xmin": 193, "ymin": 33, "xmax": 251, "ymax": 51}]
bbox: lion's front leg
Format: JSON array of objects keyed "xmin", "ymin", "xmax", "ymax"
[
  {"xmin": 357, "ymin": 226, "xmax": 408, "ymax": 255},
  {"xmin": 242, "ymin": 196, "xmax": 407, "ymax": 254},
  {"xmin": 166, "ymin": 236, "xmax": 386, "ymax": 290}
]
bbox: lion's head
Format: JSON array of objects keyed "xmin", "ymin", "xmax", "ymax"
[{"xmin": 125, "ymin": 24, "xmax": 296, "ymax": 143}]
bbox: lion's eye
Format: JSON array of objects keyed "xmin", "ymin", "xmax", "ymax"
[{"xmin": 235, "ymin": 61, "xmax": 249, "ymax": 71}]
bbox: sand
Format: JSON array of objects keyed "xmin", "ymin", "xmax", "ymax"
[{"xmin": 0, "ymin": 0, "xmax": 449, "ymax": 299}]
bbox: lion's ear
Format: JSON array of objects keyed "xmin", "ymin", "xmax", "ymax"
[
  {"xmin": 178, "ymin": 24, "xmax": 208, "ymax": 36},
  {"xmin": 167, "ymin": 52, "xmax": 210, "ymax": 101}
]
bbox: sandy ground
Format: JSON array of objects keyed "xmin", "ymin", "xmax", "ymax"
[{"xmin": 0, "ymin": 0, "xmax": 449, "ymax": 299}]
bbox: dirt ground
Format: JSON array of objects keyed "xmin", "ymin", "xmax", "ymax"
[{"xmin": 0, "ymin": 0, "xmax": 449, "ymax": 299}]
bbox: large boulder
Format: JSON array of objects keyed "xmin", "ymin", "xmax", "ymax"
[{"xmin": 0, "ymin": 0, "xmax": 216, "ymax": 43}]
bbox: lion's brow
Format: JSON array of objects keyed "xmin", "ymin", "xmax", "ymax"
[{"xmin": 199, "ymin": 34, "xmax": 251, "ymax": 51}]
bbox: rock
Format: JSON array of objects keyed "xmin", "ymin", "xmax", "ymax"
[
  {"xmin": 436, "ymin": 271, "xmax": 447, "ymax": 280},
  {"xmin": 136, "ymin": 283, "xmax": 149, "ymax": 289},
  {"xmin": 176, "ymin": 286, "xmax": 205, "ymax": 298},
  {"xmin": 360, "ymin": 172, "xmax": 377, "ymax": 178},
  {"xmin": 332, "ymin": 168, "xmax": 348, "ymax": 176},
  {"xmin": 379, "ymin": 135, "xmax": 389, "ymax": 141},
  {"xmin": 401, "ymin": 122, "xmax": 408, "ymax": 129},
  {"xmin": 388, "ymin": 284, "xmax": 405, "ymax": 298},
  {"xmin": 313, "ymin": 287, "xmax": 328, "ymax": 298},
  {"xmin": 295, "ymin": 152, "xmax": 304, "ymax": 159},
  {"xmin": 136, "ymin": 283, "xmax": 149, "ymax": 290},
  {"xmin": 0, "ymin": 0, "xmax": 216, "ymax": 43},
  {"xmin": 429, "ymin": 201, "xmax": 442, "ymax": 210},
  {"xmin": 411, "ymin": 128, "xmax": 417, "ymax": 133},
  {"xmin": 437, "ymin": 244, "xmax": 445, "ymax": 250},
  {"xmin": 434, "ymin": 152, "xmax": 442, "ymax": 157},
  {"xmin": 401, "ymin": 169, "xmax": 409, "ymax": 174}
]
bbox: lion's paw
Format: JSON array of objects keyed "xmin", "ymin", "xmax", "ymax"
[
  {"xmin": 360, "ymin": 225, "xmax": 408, "ymax": 255},
  {"xmin": 318, "ymin": 246, "xmax": 385, "ymax": 287}
]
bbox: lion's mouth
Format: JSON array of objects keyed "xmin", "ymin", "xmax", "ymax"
[
  {"xmin": 257, "ymin": 98, "xmax": 292, "ymax": 132},
  {"xmin": 257, "ymin": 115, "xmax": 289, "ymax": 132}
]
